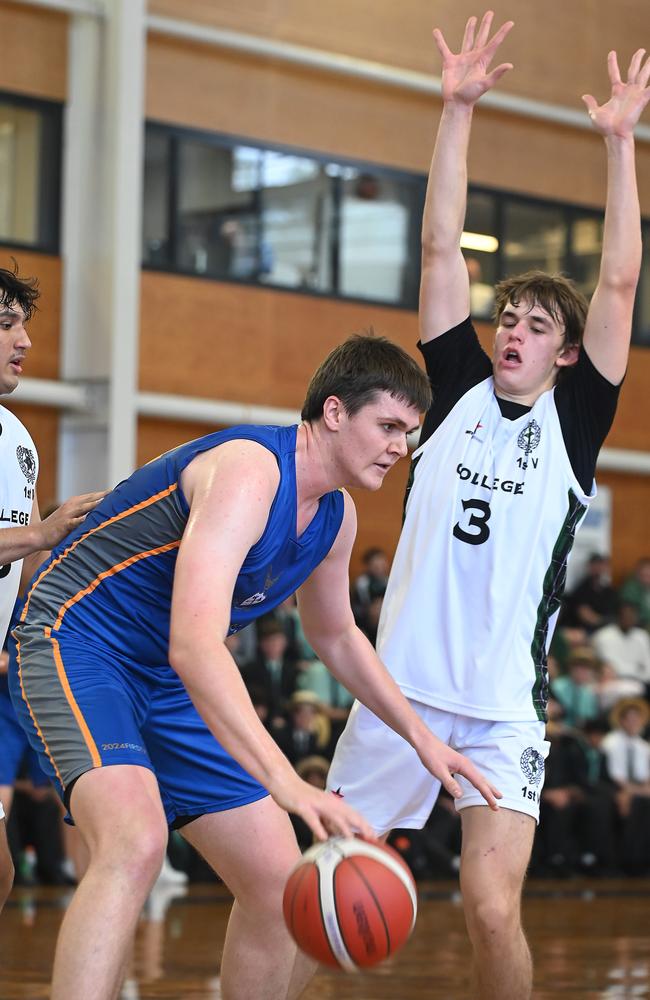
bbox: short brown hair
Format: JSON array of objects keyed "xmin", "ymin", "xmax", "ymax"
[
  {"xmin": 494, "ymin": 271, "xmax": 588, "ymax": 348},
  {"xmin": 301, "ymin": 331, "xmax": 432, "ymax": 423},
  {"xmin": 0, "ymin": 262, "xmax": 40, "ymax": 322}
]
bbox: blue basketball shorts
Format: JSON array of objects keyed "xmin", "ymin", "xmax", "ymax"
[
  {"xmin": 0, "ymin": 682, "xmax": 50, "ymax": 788},
  {"xmin": 9, "ymin": 627, "xmax": 269, "ymax": 826}
]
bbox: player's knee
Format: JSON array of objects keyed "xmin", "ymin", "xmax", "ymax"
[
  {"xmin": 92, "ymin": 816, "xmax": 168, "ymax": 889},
  {"xmin": 465, "ymin": 894, "xmax": 521, "ymax": 943}
]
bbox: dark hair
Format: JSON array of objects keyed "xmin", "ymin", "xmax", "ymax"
[
  {"xmin": 493, "ymin": 270, "xmax": 588, "ymax": 349},
  {"xmin": 301, "ymin": 331, "xmax": 432, "ymax": 423},
  {"xmin": 0, "ymin": 262, "xmax": 40, "ymax": 322}
]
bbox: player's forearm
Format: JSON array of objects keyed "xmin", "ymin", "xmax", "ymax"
[
  {"xmin": 0, "ymin": 524, "xmax": 45, "ymax": 566},
  {"xmin": 171, "ymin": 641, "xmax": 297, "ymax": 791},
  {"xmin": 422, "ymin": 102, "xmax": 474, "ymax": 259},
  {"xmin": 598, "ymin": 134, "xmax": 642, "ymax": 291},
  {"xmin": 313, "ymin": 625, "xmax": 429, "ymax": 750}
]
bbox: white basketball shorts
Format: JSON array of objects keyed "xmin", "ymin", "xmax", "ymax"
[{"xmin": 327, "ymin": 700, "xmax": 550, "ymax": 834}]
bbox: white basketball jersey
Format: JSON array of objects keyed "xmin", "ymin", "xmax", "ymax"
[
  {"xmin": 377, "ymin": 378, "xmax": 594, "ymax": 722},
  {"xmin": 0, "ymin": 404, "xmax": 38, "ymax": 644}
]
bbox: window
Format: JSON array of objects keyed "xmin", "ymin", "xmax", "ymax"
[
  {"xmin": 141, "ymin": 123, "xmax": 650, "ymax": 345},
  {"xmin": 502, "ymin": 201, "xmax": 567, "ymax": 277},
  {"xmin": 0, "ymin": 95, "xmax": 61, "ymax": 252}
]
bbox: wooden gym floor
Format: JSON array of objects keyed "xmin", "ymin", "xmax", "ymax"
[{"xmin": 1, "ymin": 879, "xmax": 649, "ymax": 999}]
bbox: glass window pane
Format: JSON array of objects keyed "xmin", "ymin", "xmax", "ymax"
[
  {"xmin": 463, "ymin": 191, "xmax": 498, "ymax": 319},
  {"xmin": 635, "ymin": 223, "xmax": 650, "ymax": 346},
  {"xmin": 177, "ymin": 141, "xmax": 258, "ymax": 278},
  {"xmin": 570, "ymin": 215, "xmax": 603, "ymax": 300},
  {"xmin": 339, "ymin": 171, "xmax": 418, "ymax": 304},
  {"xmin": 260, "ymin": 153, "xmax": 333, "ymax": 292},
  {"xmin": 0, "ymin": 104, "xmax": 41, "ymax": 244},
  {"xmin": 142, "ymin": 130, "xmax": 171, "ymax": 267},
  {"xmin": 502, "ymin": 202, "xmax": 567, "ymax": 277}
]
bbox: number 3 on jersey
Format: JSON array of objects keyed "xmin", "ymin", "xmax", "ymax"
[{"xmin": 453, "ymin": 498, "xmax": 492, "ymax": 545}]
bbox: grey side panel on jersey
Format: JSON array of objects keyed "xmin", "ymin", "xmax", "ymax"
[{"xmin": 23, "ymin": 490, "xmax": 188, "ymax": 624}]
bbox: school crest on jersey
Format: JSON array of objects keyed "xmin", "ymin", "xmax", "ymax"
[
  {"xmin": 240, "ymin": 592, "xmax": 267, "ymax": 607},
  {"xmin": 517, "ymin": 420, "xmax": 541, "ymax": 456},
  {"xmin": 520, "ymin": 747, "xmax": 544, "ymax": 785},
  {"xmin": 16, "ymin": 445, "xmax": 36, "ymax": 483}
]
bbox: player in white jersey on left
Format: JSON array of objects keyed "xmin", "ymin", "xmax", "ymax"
[{"xmin": 0, "ymin": 264, "xmax": 105, "ymax": 912}]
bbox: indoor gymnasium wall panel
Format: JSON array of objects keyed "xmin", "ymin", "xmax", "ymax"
[{"xmin": 0, "ymin": 3, "xmax": 67, "ymax": 101}]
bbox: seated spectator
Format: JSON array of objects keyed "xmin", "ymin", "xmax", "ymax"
[
  {"xmin": 240, "ymin": 617, "xmax": 298, "ymax": 726},
  {"xmin": 602, "ymin": 697, "xmax": 650, "ymax": 875},
  {"xmin": 551, "ymin": 646, "xmax": 601, "ymax": 727},
  {"xmin": 274, "ymin": 691, "xmax": 332, "ymax": 766},
  {"xmin": 351, "ymin": 547, "xmax": 389, "ymax": 624},
  {"xmin": 295, "ymin": 659, "xmax": 354, "ymax": 735},
  {"xmin": 291, "ymin": 756, "xmax": 330, "ymax": 849},
  {"xmin": 561, "ymin": 554, "xmax": 618, "ymax": 633},
  {"xmin": 619, "ymin": 557, "xmax": 650, "ymax": 632},
  {"xmin": 592, "ymin": 602, "xmax": 650, "ymax": 692},
  {"xmin": 271, "ymin": 595, "xmax": 318, "ymax": 663},
  {"xmin": 536, "ymin": 698, "xmax": 592, "ymax": 876}
]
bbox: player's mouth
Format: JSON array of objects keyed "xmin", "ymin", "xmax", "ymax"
[
  {"xmin": 500, "ymin": 347, "xmax": 522, "ymax": 368},
  {"xmin": 8, "ymin": 356, "xmax": 24, "ymax": 374}
]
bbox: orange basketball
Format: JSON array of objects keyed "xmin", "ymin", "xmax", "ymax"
[{"xmin": 283, "ymin": 837, "xmax": 417, "ymax": 970}]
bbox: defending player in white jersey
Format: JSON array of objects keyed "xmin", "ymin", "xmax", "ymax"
[
  {"xmin": 0, "ymin": 265, "xmax": 104, "ymax": 911},
  {"xmin": 329, "ymin": 12, "xmax": 650, "ymax": 999}
]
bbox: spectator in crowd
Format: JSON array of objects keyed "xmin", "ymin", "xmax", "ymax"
[
  {"xmin": 551, "ymin": 646, "xmax": 601, "ymax": 727},
  {"xmin": 351, "ymin": 547, "xmax": 390, "ymax": 623},
  {"xmin": 295, "ymin": 659, "xmax": 354, "ymax": 745},
  {"xmin": 274, "ymin": 691, "xmax": 332, "ymax": 766},
  {"xmin": 562, "ymin": 553, "xmax": 618, "ymax": 633},
  {"xmin": 291, "ymin": 756, "xmax": 330, "ymax": 850},
  {"xmin": 593, "ymin": 601, "xmax": 650, "ymax": 692},
  {"xmin": 619, "ymin": 557, "xmax": 650, "ymax": 632},
  {"xmin": 602, "ymin": 697, "xmax": 650, "ymax": 874},
  {"xmin": 240, "ymin": 616, "xmax": 299, "ymax": 726}
]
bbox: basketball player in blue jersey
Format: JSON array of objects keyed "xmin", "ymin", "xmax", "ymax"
[
  {"xmin": 328, "ymin": 12, "xmax": 650, "ymax": 1000},
  {"xmin": 10, "ymin": 333, "xmax": 500, "ymax": 1000},
  {"xmin": 0, "ymin": 266, "xmax": 104, "ymax": 912}
]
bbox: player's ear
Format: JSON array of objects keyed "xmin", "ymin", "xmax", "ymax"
[
  {"xmin": 322, "ymin": 395, "xmax": 344, "ymax": 431},
  {"xmin": 556, "ymin": 342, "xmax": 579, "ymax": 368}
]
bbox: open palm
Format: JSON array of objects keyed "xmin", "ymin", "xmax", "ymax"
[
  {"xmin": 433, "ymin": 10, "xmax": 514, "ymax": 105},
  {"xmin": 583, "ymin": 49, "xmax": 650, "ymax": 137}
]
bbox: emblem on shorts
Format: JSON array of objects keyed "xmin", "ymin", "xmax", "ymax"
[
  {"xmin": 517, "ymin": 420, "xmax": 541, "ymax": 455},
  {"xmin": 520, "ymin": 747, "xmax": 544, "ymax": 785},
  {"xmin": 16, "ymin": 445, "xmax": 36, "ymax": 483}
]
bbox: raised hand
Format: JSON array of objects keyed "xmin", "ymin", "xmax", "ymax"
[
  {"xmin": 433, "ymin": 10, "xmax": 514, "ymax": 106},
  {"xmin": 583, "ymin": 49, "xmax": 650, "ymax": 138}
]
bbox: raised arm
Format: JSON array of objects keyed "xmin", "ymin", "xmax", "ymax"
[
  {"xmin": 297, "ymin": 491, "xmax": 501, "ymax": 809},
  {"xmin": 420, "ymin": 11, "xmax": 513, "ymax": 343},
  {"xmin": 581, "ymin": 49, "xmax": 650, "ymax": 383}
]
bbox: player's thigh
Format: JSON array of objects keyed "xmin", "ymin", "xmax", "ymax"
[
  {"xmin": 181, "ymin": 794, "xmax": 300, "ymax": 906},
  {"xmin": 328, "ymin": 701, "xmax": 454, "ymax": 834},
  {"xmin": 460, "ymin": 805, "xmax": 535, "ymax": 908},
  {"xmin": 142, "ymin": 677, "xmax": 270, "ymax": 827}
]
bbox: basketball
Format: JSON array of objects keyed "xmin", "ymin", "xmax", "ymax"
[{"xmin": 282, "ymin": 837, "xmax": 417, "ymax": 971}]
